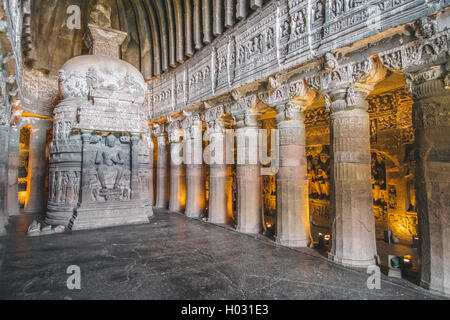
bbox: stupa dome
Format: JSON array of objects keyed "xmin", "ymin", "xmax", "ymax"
[{"xmin": 59, "ymin": 55, "xmax": 146, "ymax": 102}]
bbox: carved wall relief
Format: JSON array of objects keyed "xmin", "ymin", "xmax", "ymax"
[
  {"xmin": 371, "ymin": 152, "xmax": 387, "ymax": 227},
  {"xmin": 88, "ymin": 134, "xmax": 131, "ymax": 202},
  {"xmin": 48, "ymin": 170, "xmax": 80, "ymax": 206},
  {"xmin": 261, "ymin": 119, "xmax": 277, "ymax": 220},
  {"xmin": 18, "ymin": 127, "xmax": 31, "ymax": 208},
  {"xmin": 307, "ymin": 145, "xmax": 331, "ymax": 228}
]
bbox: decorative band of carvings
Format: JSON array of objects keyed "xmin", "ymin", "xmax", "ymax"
[{"xmin": 148, "ymin": 2, "xmax": 448, "ymax": 120}]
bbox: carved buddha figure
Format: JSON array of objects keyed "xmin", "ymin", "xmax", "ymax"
[
  {"xmin": 371, "ymin": 153, "xmax": 386, "ymax": 206},
  {"xmin": 95, "ymin": 134, "xmax": 125, "ymax": 190}
]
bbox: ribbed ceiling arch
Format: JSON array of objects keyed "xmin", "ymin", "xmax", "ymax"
[{"xmin": 27, "ymin": 0, "xmax": 267, "ymax": 80}]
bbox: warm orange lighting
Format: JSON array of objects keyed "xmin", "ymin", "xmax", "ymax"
[
  {"xmin": 18, "ymin": 191, "xmax": 28, "ymax": 205},
  {"xmin": 403, "ymin": 255, "xmax": 412, "ymax": 264}
]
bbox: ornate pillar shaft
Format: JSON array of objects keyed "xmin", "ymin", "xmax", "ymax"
[
  {"xmin": 206, "ymin": 118, "xmax": 232, "ymax": 225},
  {"xmin": 7, "ymin": 125, "xmax": 20, "ymax": 216},
  {"xmin": 23, "ymin": 119, "xmax": 51, "ymax": 214},
  {"xmin": 236, "ymin": 126, "xmax": 262, "ymax": 234},
  {"xmin": 275, "ymin": 103, "xmax": 311, "ymax": 247},
  {"xmin": 155, "ymin": 133, "xmax": 169, "ymax": 209},
  {"xmin": 168, "ymin": 128, "xmax": 186, "ymax": 213},
  {"xmin": 327, "ymin": 86, "xmax": 377, "ymax": 267},
  {"xmin": 234, "ymin": 109, "xmax": 262, "ymax": 234},
  {"xmin": 407, "ymin": 65, "xmax": 450, "ymax": 295},
  {"xmin": 80, "ymin": 130, "xmax": 93, "ymax": 206},
  {"xmin": 209, "ymin": 162, "xmax": 231, "ymax": 224},
  {"xmin": 130, "ymin": 134, "xmax": 141, "ymax": 200},
  {"xmin": 184, "ymin": 115, "xmax": 205, "ymax": 218},
  {"xmin": 143, "ymin": 132, "xmax": 155, "ymax": 206}
]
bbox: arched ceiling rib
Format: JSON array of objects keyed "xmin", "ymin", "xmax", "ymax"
[{"xmin": 27, "ymin": 0, "xmax": 267, "ymax": 79}]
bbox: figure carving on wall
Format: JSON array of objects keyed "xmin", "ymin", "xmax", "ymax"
[
  {"xmin": 307, "ymin": 145, "xmax": 331, "ymax": 228},
  {"xmin": 265, "ymin": 27, "xmax": 274, "ymax": 50},
  {"xmin": 263, "ymin": 175, "xmax": 276, "ymax": 216},
  {"xmin": 388, "ymin": 185, "xmax": 397, "ymax": 210},
  {"xmin": 312, "ymin": 1, "xmax": 324, "ymax": 22},
  {"xmin": 281, "ymin": 18, "xmax": 291, "ymax": 37},
  {"xmin": 307, "ymin": 146, "xmax": 330, "ymax": 200},
  {"xmin": 404, "ymin": 144, "xmax": 416, "ymax": 212},
  {"xmin": 371, "ymin": 152, "xmax": 386, "ymax": 207},
  {"xmin": 292, "ymin": 10, "xmax": 306, "ymax": 37},
  {"xmin": 95, "ymin": 134, "xmax": 125, "ymax": 191},
  {"xmin": 330, "ymin": 0, "xmax": 344, "ymax": 18},
  {"xmin": 348, "ymin": 0, "xmax": 364, "ymax": 9}
]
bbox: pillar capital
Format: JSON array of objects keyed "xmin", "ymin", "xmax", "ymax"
[
  {"xmin": 259, "ymin": 78, "xmax": 316, "ymax": 122},
  {"xmin": 152, "ymin": 122, "xmax": 167, "ymax": 138},
  {"xmin": 325, "ymin": 83, "xmax": 374, "ymax": 113},
  {"xmin": 405, "ymin": 63, "xmax": 449, "ymax": 101},
  {"xmin": 130, "ymin": 133, "xmax": 140, "ymax": 144},
  {"xmin": 311, "ymin": 54, "xmax": 387, "ymax": 112},
  {"xmin": 80, "ymin": 130, "xmax": 92, "ymax": 142},
  {"xmin": 275, "ymin": 101, "xmax": 305, "ymax": 123},
  {"xmin": 202, "ymin": 103, "xmax": 232, "ymax": 135},
  {"xmin": 181, "ymin": 110, "xmax": 203, "ymax": 140},
  {"xmin": 228, "ymin": 94, "xmax": 265, "ymax": 128},
  {"xmin": 167, "ymin": 119, "xmax": 184, "ymax": 144}
]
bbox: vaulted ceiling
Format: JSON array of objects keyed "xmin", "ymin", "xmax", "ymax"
[{"xmin": 27, "ymin": 0, "xmax": 267, "ymax": 79}]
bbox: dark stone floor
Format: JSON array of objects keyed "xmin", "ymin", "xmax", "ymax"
[{"xmin": 0, "ymin": 210, "xmax": 446, "ymax": 300}]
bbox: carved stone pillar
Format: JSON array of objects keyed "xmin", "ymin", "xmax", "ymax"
[
  {"xmin": 23, "ymin": 119, "xmax": 52, "ymax": 214},
  {"xmin": 258, "ymin": 79, "xmax": 316, "ymax": 247},
  {"xmin": 7, "ymin": 125, "xmax": 20, "ymax": 216},
  {"xmin": 168, "ymin": 121, "xmax": 186, "ymax": 213},
  {"xmin": 317, "ymin": 54, "xmax": 386, "ymax": 267},
  {"xmin": 231, "ymin": 97, "xmax": 263, "ymax": 234},
  {"xmin": 326, "ymin": 85, "xmax": 377, "ymax": 267},
  {"xmin": 154, "ymin": 125, "xmax": 169, "ymax": 209},
  {"xmin": 203, "ymin": 106, "xmax": 233, "ymax": 225},
  {"xmin": 80, "ymin": 130, "xmax": 93, "ymax": 206},
  {"xmin": 130, "ymin": 134, "xmax": 140, "ymax": 200},
  {"xmin": 183, "ymin": 113, "xmax": 205, "ymax": 218},
  {"xmin": 407, "ymin": 64, "xmax": 450, "ymax": 295},
  {"xmin": 139, "ymin": 129, "xmax": 154, "ymax": 208},
  {"xmin": 274, "ymin": 102, "xmax": 311, "ymax": 247}
]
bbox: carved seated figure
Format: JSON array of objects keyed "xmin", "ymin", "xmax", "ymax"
[{"xmin": 95, "ymin": 134, "xmax": 125, "ymax": 191}]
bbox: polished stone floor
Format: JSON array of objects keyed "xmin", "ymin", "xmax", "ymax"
[{"xmin": 0, "ymin": 210, "xmax": 446, "ymax": 300}]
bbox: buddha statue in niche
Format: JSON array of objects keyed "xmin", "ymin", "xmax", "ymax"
[{"xmin": 95, "ymin": 134, "xmax": 125, "ymax": 191}]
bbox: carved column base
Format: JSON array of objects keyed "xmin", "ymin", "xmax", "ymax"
[
  {"xmin": 185, "ymin": 164, "xmax": 205, "ymax": 218},
  {"xmin": 208, "ymin": 164, "xmax": 232, "ymax": 225},
  {"xmin": 236, "ymin": 164, "xmax": 262, "ymax": 234},
  {"xmin": 155, "ymin": 166, "xmax": 169, "ymax": 209},
  {"xmin": 169, "ymin": 164, "xmax": 186, "ymax": 213},
  {"xmin": 155, "ymin": 135, "xmax": 169, "ymax": 209},
  {"xmin": 276, "ymin": 167, "xmax": 310, "ymax": 248}
]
